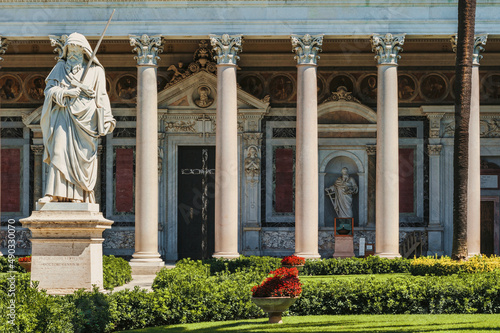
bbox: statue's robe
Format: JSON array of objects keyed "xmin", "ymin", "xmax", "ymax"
[
  {"xmin": 333, "ymin": 175, "xmax": 358, "ymax": 218},
  {"xmin": 40, "ymin": 60, "xmax": 115, "ymax": 203}
]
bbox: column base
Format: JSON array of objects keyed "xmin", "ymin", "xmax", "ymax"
[
  {"xmin": 294, "ymin": 252, "xmax": 321, "ymax": 259},
  {"xmin": 129, "ymin": 258, "xmax": 165, "ymax": 275},
  {"xmin": 375, "ymin": 252, "xmax": 401, "ymax": 259},
  {"xmin": 468, "ymin": 252, "xmax": 481, "ymax": 258},
  {"xmin": 212, "ymin": 252, "xmax": 240, "ymax": 259}
]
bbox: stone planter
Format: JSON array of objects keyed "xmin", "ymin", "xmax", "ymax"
[
  {"xmin": 251, "ymin": 297, "xmax": 298, "ymax": 323},
  {"xmin": 19, "ymin": 262, "xmax": 31, "ymax": 272},
  {"xmin": 282, "ymin": 264, "xmax": 304, "ymax": 273}
]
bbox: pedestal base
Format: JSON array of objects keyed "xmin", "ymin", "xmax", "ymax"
[
  {"xmin": 129, "ymin": 259, "xmax": 165, "ymax": 275},
  {"xmin": 333, "ymin": 236, "xmax": 355, "ymax": 258},
  {"xmin": 20, "ymin": 202, "xmax": 113, "ymax": 295}
]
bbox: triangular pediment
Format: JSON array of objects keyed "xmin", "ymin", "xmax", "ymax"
[{"xmin": 157, "ymin": 71, "xmax": 270, "ymax": 114}]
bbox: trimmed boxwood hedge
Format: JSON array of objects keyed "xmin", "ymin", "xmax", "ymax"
[{"xmin": 103, "ymin": 255, "xmax": 132, "ymax": 290}]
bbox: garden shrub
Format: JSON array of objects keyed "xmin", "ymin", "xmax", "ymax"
[
  {"xmin": 202, "ymin": 255, "xmax": 282, "ymax": 275},
  {"xmin": 0, "ymin": 256, "xmax": 26, "ymax": 273},
  {"xmin": 303, "ymin": 256, "xmax": 411, "ymax": 275},
  {"xmin": 409, "ymin": 255, "xmax": 500, "ymax": 276},
  {"xmin": 103, "ymin": 255, "xmax": 132, "ymax": 290}
]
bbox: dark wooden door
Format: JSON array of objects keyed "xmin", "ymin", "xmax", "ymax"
[
  {"xmin": 480, "ymin": 200, "xmax": 495, "ymax": 256},
  {"xmin": 177, "ymin": 146, "xmax": 215, "ymax": 260}
]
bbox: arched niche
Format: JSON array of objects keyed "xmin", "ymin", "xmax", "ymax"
[{"xmin": 319, "ymin": 151, "xmax": 366, "ymax": 228}]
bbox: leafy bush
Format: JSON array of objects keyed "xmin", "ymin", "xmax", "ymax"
[
  {"xmin": 303, "ymin": 256, "xmax": 411, "ymax": 275},
  {"xmin": 202, "ymin": 256, "xmax": 282, "ymax": 275},
  {"xmin": 103, "ymin": 255, "xmax": 132, "ymax": 290},
  {"xmin": 251, "ymin": 267, "xmax": 302, "ymax": 297},
  {"xmin": 0, "ymin": 256, "xmax": 26, "ymax": 273},
  {"xmin": 292, "ymin": 271, "xmax": 500, "ymax": 315},
  {"xmin": 409, "ymin": 255, "xmax": 500, "ymax": 276}
]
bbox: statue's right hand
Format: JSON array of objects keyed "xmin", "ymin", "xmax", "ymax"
[{"xmin": 65, "ymin": 87, "xmax": 81, "ymax": 98}]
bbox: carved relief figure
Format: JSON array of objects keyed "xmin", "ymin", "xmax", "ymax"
[
  {"xmin": 421, "ymin": 74, "xmax": 447, "ymax": 100},
  {"xmin": 0, "ymin": 76, "xmax": 20, "ymax": 100},
  {"xmin": 28, "ymin": 76, "xmax": 46, "ymax": 100},
  {"xmin": 398, "ymin": 75, "xmax": 416, "ymax": 100},
  {"xmin": 360, "ymin": 75, "xmax": 377, "ymax": 100},
  {"xmin": 270, "ymin": 75, "xmax": 293, "ymax": 101},
  {"xmin": 38, "ymin": 32, "xmax": 116, "ymax": 203},
  {"xmin": 244, "ymin": 146, "xmax": 261, "ymax": 179},
  {"xmin": 194, "ymin": 85, "xmax": 214, "ymax": 108},
  {"xmin": 240, "ymin": 75, "xmax": 263, "ymax": 98},
  {"xmin": 325, "ymin": 167, "xmax": 358, "ymax": 218},
  {"xmin": 117, "ymin": 75, "xmax": 137, "ymax": 100}
]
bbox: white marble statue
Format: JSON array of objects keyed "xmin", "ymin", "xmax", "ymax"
[
  {"xmin": 326, "ymin": 167, "xmax": 358, "ymax": 218},
  {"xmin": 39, "ymin": 32, "xmax": 115, "ymax": 204}
]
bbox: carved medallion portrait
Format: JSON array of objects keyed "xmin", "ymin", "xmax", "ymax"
[
  {"xmin": 329, "ymin": 74, "xmax": 354, "ymax": 95},
  {"xmin": 269, "ymin": 75, "xmax": 294, "ymax": 101},
  {"xmin": 25, "ymin": 75, "xmax": 46, "ymax": 101},
  {"xmin": 194, "ymin": 85, "xmax": 214, "ymax": 108},
  {"xmin": 116, "ymin": 75, "xmax": 137, "ymax": 101},
  {"xmin": 359, "ymin": 74, "xmax": 377, "ymax": 101},
  {"xmin": 482, "ymin": 74, "xmax": 500, "ymax": 101},
  {"xmin": 240, "ymin": 75, "xmax": 264, "ymax": 98},
  {"xmin": 420, "ymin": 74, "xmax": 448, "ymax": 101},
  {"xmin": 397, "ymin": 74, "xmax": 417, "ymax": 101},
  {"xmin": 0, "ymin": 75, "xmax": 22, "ymax": 101}
]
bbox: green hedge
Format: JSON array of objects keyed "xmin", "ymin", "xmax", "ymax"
[
  {"xmin": 303, "ymin": 256, "xmax": 411, "ymax": 275},
  {"xmin": 2, "ymin": 258, "xmax": 500, "ymax": 332},
  {"xmin": 103, "ymin": 255, "xmax": 132, "ymax": 290},
  {"xmin": 0, "ymin": 256, "xmax": 25, "ymax": 273}
]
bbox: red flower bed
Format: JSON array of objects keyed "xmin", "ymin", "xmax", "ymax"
[
  {"xmin": 251, "ymin": 267, "xmax": 302, "ymax": 297},
  {"xmin": 18, "ymin": 256, "xmax": 31, "ymax": 263},
  {"xmin": 281, "ymin": 255, "xmax": 305, "ymax": 266}
]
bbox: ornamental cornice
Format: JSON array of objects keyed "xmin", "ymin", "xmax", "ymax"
[
  {"xmin": 371, "ymin": 33, "xmax": 405, "ymax": 65},
  {"xmin": 290, "ymin": 34, "xmax": 323, "ymax": 65},
  {"xmin": 365, "ymin": 145, "xmax": 376, "ymax": 155},
  {"xmin": 48, "ymin": 34, "xmax": 68, "ymax": 60},
  {"xmin": 427, "ymin": 145, "xmax": 442, "ymax": 156},
  {"xmin": 451, "ymin": 33, "xmax": 488, "ymax": 66},
  {"xmin": 129, "ymin": 34, "xmax": 163, "ymax": 66},
  {"xmin": 209, "ymin": 34, "xmax": 243, "ymax": 65},
  {"xmin": 0, "ymin": 36, "xmax": 8, "ymax": 63}
]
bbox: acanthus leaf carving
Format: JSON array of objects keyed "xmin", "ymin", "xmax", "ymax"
[
  {"xmin": 48, "ymin": 34, "xmax": 68, "ymax": 60},
  {"xmin": 322, "ymin": 86, "xmax": 361, "ymax": 104},
  {"xmin": 290, "ymin": 34, "xmax": 323, "ymax": 65},
  {"xmin": 209, "ymin": 34, "xmax": 242, "ymax": 65},
  {"xmin": 371, "ymin": 33, "xmax": 405, "ymax": 65},
  {"xmin": 129, "ymin": 34, "xmax": 163, "ymax": 66},
  {"xmin": 451, "ymin": 33, "xmax": 487, "ymax": 66}
]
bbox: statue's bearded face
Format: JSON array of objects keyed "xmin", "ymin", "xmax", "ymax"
[{"xmin": 66, "ymin": 44, "xmax": 84, "ymax": 74}]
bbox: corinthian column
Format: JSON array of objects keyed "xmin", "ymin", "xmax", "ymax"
[
  {"xmin": 209, "ymin": 34, "xmax": 242, "ymax": 259},
  {"xmin": 371, "ymin": 33, "xmax": 405, "ymax": 258},
  {"xmin": 129, "ymin": 34, "xmax": 164, "ymax": 273},
  {"xmin": 452, "ymin": 34, "xmax": 487, "ymax": 257},
  {"xmin": 291, "ymin": 34, "xmax": 323, "ymax": 259}
]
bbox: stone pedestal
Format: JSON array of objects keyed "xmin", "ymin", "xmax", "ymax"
[
  {"xmin": 20, "ymin": 202, "xmax": 113, "ymax": 295},
  {"xmin": 333, "ymin": 236, "xmax": 355, "ymax": 258}
]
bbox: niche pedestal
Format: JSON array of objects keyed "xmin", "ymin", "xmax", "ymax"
[
  {"xmin": 332, "ymin": 217, "xmax": 355, "ymax": 258},
  {"xmin": 20, "ymin": 202, "xmax": 113, "ymax": 295}
]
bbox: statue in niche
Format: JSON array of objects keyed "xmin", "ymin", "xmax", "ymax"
[
  {"xmin": 38, "ymin": 32, "xmax": 116, "ymax": 204},
  {"xmin": 325, "ymin": 167, "xmax": 358, "ymax": 218},
  {"xmin": 194, "ymin": 85, "xmax": 214, "ymax": 108}
]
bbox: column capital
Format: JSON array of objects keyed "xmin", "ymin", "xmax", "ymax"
[
  {"xmin": 129, "ymin": 34, "xmax": 163, "ymax": 66},
  {"xmin": 451, "ymin": 33, "xmax": 487, "ymax": 66},
  {"xmin": 48, "ymin": 34, "xmax": 68, "ymax": 60},
  {"xmin": 0, "ymin": 36, "xmax": 8, "ymax": 63},
  {"xmin": 209, "ymin": 34, "xmax": 243, "ymax": 65},
  {"xmin": 427, "ymin": 144, "xmax": 442, "ymax": 156},
  {"xmin": 31, "ymin": 145, "xmax": 44, "ymax": 155},
  {"xmin": 290, "ymin": 34, "xmax": 323, "ymax": 65},
  {"xmin": 366, "ymin": 145, "xmax": 377, "ymax": 155},
  {"xmin": 371, "ymin": 33, "xmax": 405, "ymax": 65}
]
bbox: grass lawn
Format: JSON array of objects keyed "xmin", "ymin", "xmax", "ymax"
[
  {"xmin": 123, "ymin": 314, "xmax": 500, "ymax": 332},
  {"xmin": 300, "ymin": 273, "xmax": 410, "ymax": 283}
]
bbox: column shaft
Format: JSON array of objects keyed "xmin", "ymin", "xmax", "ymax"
[
  {"xmin": 295, "ymin": 64, "xmax": 320, "ymax": 258},
  {"xmin": 467, "ymin": 64, "xmax": 481, "ymax": 257},
  {"xmin": 213, "ymin": 64, "xmax": 240, "ymax": 258},
  {"xmin": 375, "ymin": 64, "xmax": 400, "ymax": 258},
  {"xmin": 129, "ymin": 34, "xmax": 164, "ymax": 272}
]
